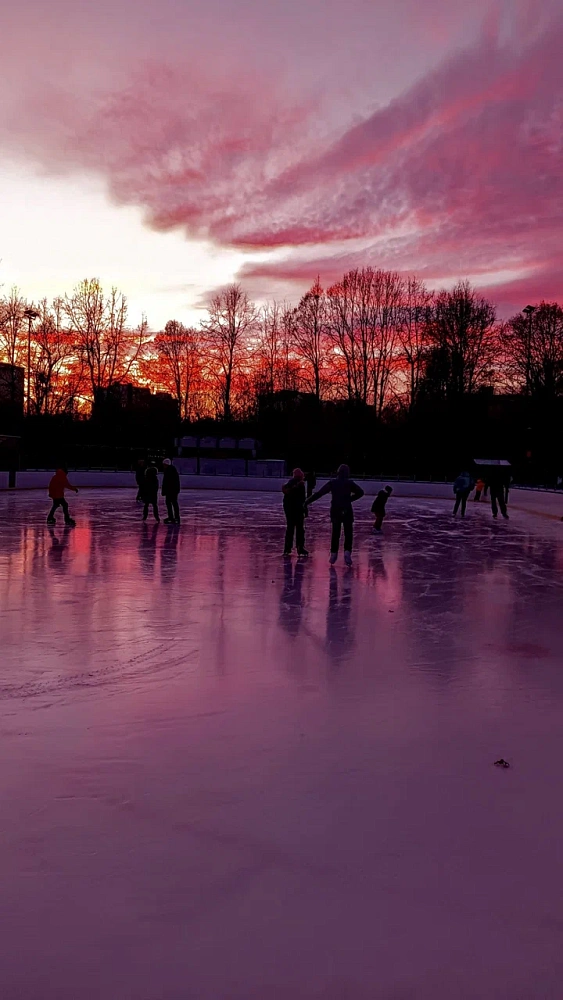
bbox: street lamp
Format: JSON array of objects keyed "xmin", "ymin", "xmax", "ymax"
[
  {"xmin": 522, "ymin": 305, "xmax": 536, "ymax": 396},
  {"xmin": 23, "ymin": 307, "xmax": 40, "ymax": 417}
]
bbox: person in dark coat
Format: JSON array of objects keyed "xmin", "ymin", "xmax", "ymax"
[
  {"xmin": 305, "ymin": 464, "xmax": 364, "ymax": 565},
  {"xmin": 371, "ymin": 486, "xmax": 393, "ymax": 531},
  {"xmin": 135, "ymin": 459, "xmax": 146, "ymax": 503},
  {"xmin": 142, "ymin": 464, "xmax": 160, "ymax": 522},
  {"xmin": 282, "ymin": 468, "xmax": 308, "ymax": 556},
  {"xmin": 162, "ymin": 458, "xmax": 181, "ymax": 524},
  {"xmin": 487, "ymin": 468, "xmax": 509, "ymax": 520}
]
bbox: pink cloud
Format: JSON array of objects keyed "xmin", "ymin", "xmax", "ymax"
[{"xmin": 0, "ymin": 0, "xmax": 561, "ymax": 309}]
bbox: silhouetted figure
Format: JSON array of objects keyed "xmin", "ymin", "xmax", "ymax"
[
  {"xmin": 135, "ymin": 459, "xmax": 146, "ymax": 504},
  {"xmin": 305, "ymin": 470, "xmax": 317, "ymax": 499},
  {"xmin": 452, "ymin": 471, "xmax": 475, "ymax": 517},
  {"xmin": 160, "ymin": 522, "xmax": 180, "ymax": 583},
  {"xmin": 142, "ymin": 464, "xmax": 160, "ymax": 522},
  {"xmin": 138, "ymin": 521, "xmax": 159, "ymax": 577},
  {"xmin": 325, "ymin": 567, "xmax": 355, "ymax": 665},
  {"xmin": 47, "ymin": 525, "xmax": 71, "ymax": 571},
  {"xmin": 162, "ymin": 458, "xmax": 181, "ymax": 524},
  {"xmin": 473, "ymin": 478, "xmax": 485, "ymax": 502},
  {"xmin": 47, "ymin": 468, "xmax": 78, "ymax": 526},
  {"xmin": 371, "ymin": 486, "xmax": 393, "ymax": 532},
  {"xmin": 282, "ymin": 468, "xmax": 308, "ymax": 556},
  {"xmin": 279, "ymin": 558, "xmax": 306, "ymax": 638},
  {"xmin": 487, "ymin": 469, "xmax": 509, "ymax": 520},
  {"xmin": 306, "ymin": 464, "xmax": 364, "ymax": 566}
]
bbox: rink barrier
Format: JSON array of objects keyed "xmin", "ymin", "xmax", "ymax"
[
  {"xmin": 0, "ymin": 472, "xmax": 476, "ymax": 497},
  {"xmin": 1, "ymin": 470, "xmax": 561, "ymax": 520}
]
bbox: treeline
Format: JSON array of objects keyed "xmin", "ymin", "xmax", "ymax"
[{"xmin": 2, "ymin": 271, "xmax": 563, "ymax": 422}]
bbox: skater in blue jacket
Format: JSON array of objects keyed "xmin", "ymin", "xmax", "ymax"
[{"xmin": 452, "ymin": 471, "xmax": 475, "ymax": 517}]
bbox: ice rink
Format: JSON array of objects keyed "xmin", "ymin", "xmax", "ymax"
[{"xmin": 1, "ymin": 487, "xmax": 563, "ymax": 999}]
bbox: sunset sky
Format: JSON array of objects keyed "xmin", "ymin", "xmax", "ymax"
[{"xmin": 1, "ymin": 0, "xmax": 561, "ymax": 328}]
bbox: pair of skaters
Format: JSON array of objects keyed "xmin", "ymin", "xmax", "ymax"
[
  {"xmin": 453, "ymin": 471, "xmax": 509, "ymax": 519},
  {"xmin": 282, "ymin": 465, "xmax": 393, "ymax": 565},
  {"xmin": 139, "ymin": 459, "xmax": 181, "ymax": 524}
]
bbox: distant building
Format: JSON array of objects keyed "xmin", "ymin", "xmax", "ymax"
[
  {"xmin": 0, "ymin": 363, "xmax": 25, "ymax": 413},
  {"xmin": 258, "ymin": 390, "xmax": 319, "ymax": 415},
  {"xmin": 93, "ymin": 382, "xmax": 178, "ymax": 421},
  {"xmin": 94, "ymin": 382, "xmax": 152, "ymax": 411}
]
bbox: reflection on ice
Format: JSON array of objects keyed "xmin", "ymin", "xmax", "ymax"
[{"xmin": 1, "ymin": 489, "xmax": 563, "ymax": 998}]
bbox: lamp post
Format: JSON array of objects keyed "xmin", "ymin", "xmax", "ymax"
[
  {"xmin": 522, "ymin": 305, "xmax": 536, "ymax": 396},
  {"xmin": 23, "ymin": 307, "xmax": 40, "ymax": 418}
]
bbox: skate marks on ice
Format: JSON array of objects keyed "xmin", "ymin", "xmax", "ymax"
[{"xmin": 2, "ymin": 490, "xmax": 563, "ymax": 997}]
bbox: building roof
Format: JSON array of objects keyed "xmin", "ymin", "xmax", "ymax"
[{"xmin": 473, "ymin": 459, "xmax": 511, "ymax": 467}]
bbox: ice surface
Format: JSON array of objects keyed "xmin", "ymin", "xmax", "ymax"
[{"xmin": 1, "ymin": 488, "xmax": 563, "ymax": 999}]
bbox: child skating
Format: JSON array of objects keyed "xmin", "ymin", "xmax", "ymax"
[
  {"xmin": 305, "ymin": 464, "xmax": 364, "ymax": 566},
  {"xmin": 47, "ymin": 468, "xmax": 79, "ymax": 526},
  {"xmin": 371, "ymin": 486, "xmax": 393, "ymax": 531}
]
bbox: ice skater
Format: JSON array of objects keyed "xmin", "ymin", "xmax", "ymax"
[
  {"xmin": 371, "ymin": 486, "xmax": 393, "ymax": 532},
  {"xmin": 142, "ymin": 463, "xmax": 160, "ymax": 522},
  {"xmin": 135, "ymin": 458, "xmax": 146, "ymax": 504},
  {"xmin": 473, "ymin": 477, "xmax": 485, "ymax": 502},
  {"xmin": 305, "ymin": 464, "xmax": 364, "ymax": 566},
  {"xmin": 282, "ymin": 468, "xmax": 308, "ymax": 556},
  {"xmin": 487, "ymin": 469, "xmax": 509, "ymax": 520},
  {"xmin": 162, "ymin": 458, "xmax": 181, "ymax": 524},
  {"xmin": 452, "ymin": 471, "xmax": 475, "ymax": 517},
  {"xmin": 47, "ymin": 467, "xmax": 78, "ymax": 526}
]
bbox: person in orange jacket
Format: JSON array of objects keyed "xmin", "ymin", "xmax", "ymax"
[{"xmin": 47, "ymin": 468, "xmax": 78, "ymax": 526}]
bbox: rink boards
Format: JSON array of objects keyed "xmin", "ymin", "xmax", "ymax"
[{"xmin": 0, "ymin": 470, "xmax": 561, "ymax": 520}]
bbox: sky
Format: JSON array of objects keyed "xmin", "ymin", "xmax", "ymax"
[{"xmin": 0, "ymin": 0, "xmax": 561, "ymax": 328}]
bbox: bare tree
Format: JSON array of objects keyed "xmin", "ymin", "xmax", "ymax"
[
  {"xmin": 202, "ymin": 284, "xmax": 257, "ymax": 420},
  {"xmin": 370, "ymin": 269, "xmax": 404, "ymax": 416},
  {"xmin": 252, "ymin": 300, "xmax": 301, "ymax": 396},
  {"xmin": 325, "ymin": 268, "xmax": 404, "ymax": 414},
  {"xmin": 291, "ymin": 278, "xmax": 328, "ymax": 400},
  {"xmin": 397, "ymin": 277, "xmax": 435, "ymax": 410},
  {"xmin": 427, "ymin": 281, "xmax": 497, "ymax": 398},
  {"xmin": 502, "ymin": 302, "xmax": 563, "ymax": 399},
  {"xmin": 326, "ymin": 270, "xmax": 369, "ymax": 403},
  {"xmin": 0, "ymin": 286, "xmax": 26, "ymax": 368},
  {"xmin": 29, "ymin": 298, "xmax": 83, "ymax": 415},
  {"xmin": 0, "ymin": 286, "xmax": 29, "ymax": 409},
  {"xmin": 278, "ymin": 305, "xmax": 302, "ymax": 392},
  {"xmin": 152, "ymin": 320, "xmax": 203, "ymax": 421},
  {"xmin": 63, "ymin": 278, "xmax": 150, "ymax": 405},
  {"xmin": 255, "ymin": 301, "xmax": 283, "ymax": 396}
]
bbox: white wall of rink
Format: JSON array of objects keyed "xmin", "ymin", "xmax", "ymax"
[{"xmin": 0, "ymin": 469, "xmax": 561, "ymax": 519}]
